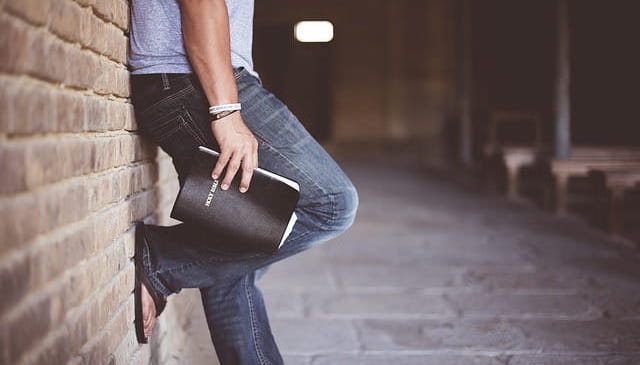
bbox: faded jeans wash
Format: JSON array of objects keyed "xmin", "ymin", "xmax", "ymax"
[{"xmin": 130, "ymin": 67, "xmax": 358, "ymax": 365}]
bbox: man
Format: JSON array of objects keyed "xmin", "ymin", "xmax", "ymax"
[{"xmin": 128, "ymin": 0, "xmax": 358, "ymax": 363}]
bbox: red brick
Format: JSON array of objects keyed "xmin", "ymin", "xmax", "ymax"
[
  {"xmin": 0, "ymin": 14, "xmax": 32, "ymax": 74},
  {"xmin": 14, "ymin": 26, "xmax": 68, "ymax": 84},
  {"xmin": 85, "ymin": 14, "xmax": 109, "ymax": 55},
  {"xmin": 91, "ymin": 0, "xmax": 118, "ymax": 25},
  {"xmin": 4, "ymin": 295, "xmax": 53, "ymax": 364},
  {"xmin": 115, "ymin": 67, "xmax": 131, "ymax": 97},
  {"xmin": 21, "ymin": 138, "xmax": 87, "ymax": 190},
  {"xmin": 104, "ymin": 23, "xmax": 128, "ymax": 64},
  {"xmin": 0, "ymin": 254, "xmax": 32, "ymax": 315},
  {"xmin": 113, "ymin": 0, "xmax": 129, "ymax": 31},
  {"xmin": 5, "ymin": 0, "xmax": 52, "ymax": 26},
  {"xmin": 44, "ymin": 35, "xmax": 71, "ymax": 82},
  {"xmin": 122, "ymin": 103, "xmax": 136, "ymax": 131},
  {"xmin": 105, "ymin": 100, "xmax": 129, "ymax": 131},
  {"xmin": 84, "ymin": 96, "xmax": 109, "ymax": 131},
  {"xmin": 0, "ymin": 144, "xmax": 29, "ymax": 195},
  {"xmin": 55, "ymin": 91, "xmax": 86, "ymax": 132},
  {"xmin": 25, "ymin": 328, "xmax": 75, "ymax": 365},
  {"xmin": 64, "ymin": 47, "xmax": 99, "ymax": 90},
  {"xmin": 2, "ymin": 79, "xmax": 57, "ymax": 135},
  {"xmin": 48, "ymin": 0, "xmax": 85, "ymax": 45},
  {"xmin": 92, "ymin": 58, "xmax": 114, "ymax": 95},
  {"xmin": 0, "ymin": 80, "xmax": 8, "ymax": 131},
  {"xmin": 0, "ymin": 193, "xmax": 42, "ymax": 255}
]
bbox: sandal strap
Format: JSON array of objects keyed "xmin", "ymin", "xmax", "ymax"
[
  {"xmin": 135, "ymin": 221, "xmax": 168, "ymax": 317},
  {"xmin": 137, "ymin": 266, "xmax": 167, "ymax": 316}
]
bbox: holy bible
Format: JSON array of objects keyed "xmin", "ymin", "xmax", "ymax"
[{"xmin": 170, "ymin": 145, "xmax": 300, "ymax": 254}]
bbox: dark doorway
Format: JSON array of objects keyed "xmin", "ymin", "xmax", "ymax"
[{"xmin": 253, "ymin": 23, "xmax": 333, "ymax": 142}]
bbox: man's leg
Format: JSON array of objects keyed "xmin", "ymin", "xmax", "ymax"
[
  {"xmin": 200, "ymin": 272, "xmax": 282, "ymax": 365},
  {"xmin": 132, "ymin": 69, "xmax": 358, "ymax": 364},
  {"xmin": 137, "ymin": 68, "xmax": 358, "ymax": 293}
]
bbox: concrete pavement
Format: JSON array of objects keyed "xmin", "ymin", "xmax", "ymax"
[{"xmin": 174, "ymin": 160, "xmax": 640, "ymax": 365}]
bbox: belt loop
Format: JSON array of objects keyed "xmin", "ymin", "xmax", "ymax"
[{"xmin": 161, "ymin": 73, "xmax": 170, "ymax": 90}]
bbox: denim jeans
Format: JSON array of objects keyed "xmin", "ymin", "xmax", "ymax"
[{"xmin": 130, "ymin": 67, "xmax": 358, "ymax": 365}]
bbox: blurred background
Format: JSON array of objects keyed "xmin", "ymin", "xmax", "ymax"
[{"xmin": 1, "ymin": 0, "xmax": 640, "ymax": 364}]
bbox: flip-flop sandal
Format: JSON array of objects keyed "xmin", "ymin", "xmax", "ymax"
[{"xmin": 134, "ymin": 221, "xmax": 167, "ymax": 344}]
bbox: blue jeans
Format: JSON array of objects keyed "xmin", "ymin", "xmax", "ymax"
[{"xmin": 130, "ymin": 68, "xmax": 358, "ymax": 365}]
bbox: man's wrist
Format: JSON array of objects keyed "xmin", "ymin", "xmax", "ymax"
[
  {"xmin": 209, "ymin": 103, "xmax": 241, "ymax": 122},
  {"xmin": 210, "ymin": 109, "xmax": 239, "ymax": 121},
  {"xmin": 209, "ymin": 103, "xmax": 241, "ymax": 115}
]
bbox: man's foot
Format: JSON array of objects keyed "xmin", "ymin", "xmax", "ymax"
[
  {"xmin": 134, "ymin": 220, "xmax": 168, "ymax": 343},
  {"xmin": 141, "ymin": 282, "xmax": 157, "ymax": 338}
]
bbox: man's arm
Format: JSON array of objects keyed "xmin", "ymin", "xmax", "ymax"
[{"xmin": 178, "ymin": 0, "xmax": 258, "ymax": 193}]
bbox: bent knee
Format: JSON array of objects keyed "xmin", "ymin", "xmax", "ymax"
[
  {"xmin": 327, "ymin": 185, "xmax": 359, "ymax": 232},
  {"xmin": 299, "ymin": 183, "xmax": 359, "ymax": 235}
]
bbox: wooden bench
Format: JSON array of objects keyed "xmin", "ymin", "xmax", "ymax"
[
  {"xmin": 483, "ymin": 111, "xmax": 544, "ymax": 200},
  {"xmin": 550, "ymin": 147, "xmax": 640, "ymax": 216},
  {"xmin": 592, "ymin": 167, "xmax": 640, "ymax": 236}
]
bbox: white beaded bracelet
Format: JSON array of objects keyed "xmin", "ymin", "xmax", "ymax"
[{"xmin": 209, "ymin": 103, "xmax": 242, "ymax": 115}]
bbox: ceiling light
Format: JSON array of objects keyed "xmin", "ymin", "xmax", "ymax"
[{"xmin": 294, "ymin": 21, "xmax": 334, "ymax": 43}]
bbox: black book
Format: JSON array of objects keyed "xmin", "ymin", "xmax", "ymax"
[{"xmin": 170, "ymin": 145, "xmax": 300, "ymax": 254}]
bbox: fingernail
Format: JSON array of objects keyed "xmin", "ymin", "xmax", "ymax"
[
  {"xmin": 240, "ymin": 187, "xmax": 247, "ymax": 193},
  {"xmin": 212, "ymin": 174, "xmax": 218, "ymax": 179},
  {"xmin": 221, "ymin": 184, "xmax": 229, "ymax": 190}
]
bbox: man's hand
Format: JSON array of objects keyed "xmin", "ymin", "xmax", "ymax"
[{"xmin": 210, "ymin": 113, "xmax": 258, "ymax": 193}]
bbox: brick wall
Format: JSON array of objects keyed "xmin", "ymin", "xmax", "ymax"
[{"xmin": 0, "ymin": 1, "xmax": 203, "ymax": 364}]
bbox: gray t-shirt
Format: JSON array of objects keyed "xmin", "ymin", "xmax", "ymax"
[{"xmin": 128, "ymin": 0, "xmax": 255, "ymax": 75}]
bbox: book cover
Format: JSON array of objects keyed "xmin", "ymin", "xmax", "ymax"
[{"xmin": 170, "ymin": 145, "xmax": 300, "ymax": 254}]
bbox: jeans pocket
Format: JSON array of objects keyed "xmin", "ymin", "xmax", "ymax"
[
  {"xmin": 143, "ymin": 104, "xmax": 206, "ymax": 144},
  {"xmin": 139, "ymin": 101, "xmax": 211, "ymax": 182}
]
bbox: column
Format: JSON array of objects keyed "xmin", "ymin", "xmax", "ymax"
[{"xmin": 554, "ymin": 0, "xmax": 571, "ymax": 158}]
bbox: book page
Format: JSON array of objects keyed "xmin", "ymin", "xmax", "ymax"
[{"xmin": 279, "ymin": 212, "xmax": 298, "ymax": 248}]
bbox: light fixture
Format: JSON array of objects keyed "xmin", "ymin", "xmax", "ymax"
[{"xmin": 294, "ymin": 21, "xmax": 334, "ymax": 43}]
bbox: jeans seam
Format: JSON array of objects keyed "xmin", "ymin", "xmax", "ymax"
[
  {"xmin": 139, "ymin": 83, "xmax": 195, "ymax": 115},
  {"xmin": 161, "ymin": 73, "xmax": 170, "ymax": 90},
  {"xmin": 244, "ymin": 275, "xmax": 268, "ymax": 365},
  {"xmin": 278, "ymin": 228, "xmax": 314, "ymax": 254},
  {"xmin": 181, "ymin": 105, "xmax": 209, "ymax": 146},
  {"xmin": 142, "ymin": 236, "xmax": 173, "ymax": 296},
  {"xmin": 148, "ymin": 113, "xmax": 188, "ymax": 142},
  {"xmin": 318, "ymin": 193, "xmax": 338, "ymax": 231},
  {"xmin": 153, "ymin": 250, "xmax": 269, "ymax": 279}
]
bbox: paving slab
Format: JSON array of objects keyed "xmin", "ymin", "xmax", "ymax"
[
  {"xmin": 309, "ymin": 353, "xmax": 504, "ymax": 365},
  {"xmin": 356, "ymin": 318, "xmax": 640, "ymax": 352},
  {"xmin": 269, "ymin": 318, "xmax": 360, "ymax": 355},
  {"xmin": 507, "ymin": 354, "xmax": 640, "ymax": 365}
]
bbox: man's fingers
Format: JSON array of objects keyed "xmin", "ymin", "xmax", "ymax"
[
  {"xmin": 240, "ymin": 141, "xmax": 259, "ymax": 193},
  {"xmin": 239, "ymin": 159, "xmax": 254, "ymax": 193},
  {"xmin": 221, "ymin": 153, "xmax": 242, "ymax": 190},
  {"xmin": 212, "ymin": 149, "xmax": 231, "ymax": 179}
]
